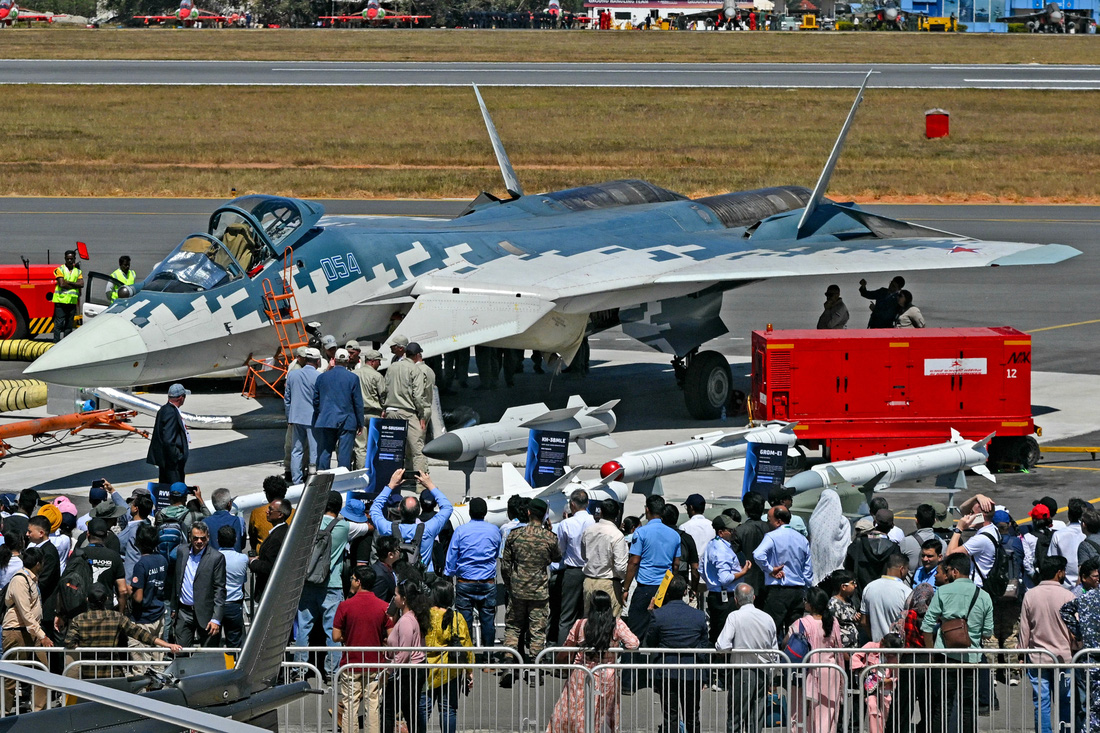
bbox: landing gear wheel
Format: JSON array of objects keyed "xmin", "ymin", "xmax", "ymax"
[
  {"xmin": 0, "ymin": 297, "xmax": 28, "ymax": 340},
  {"xmin": 683, "ymin": 350, "xmax": 731, "ymax": 420}
]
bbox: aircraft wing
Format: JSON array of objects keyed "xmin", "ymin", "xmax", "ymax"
[
  {"xmin": 134, "ymin": 13, "xmax": 179, "ymax": 19},
  {"xmin": 13, "ymin": 9, "xmax": 60, "ymax": 19},
  {"xmin": 0, "ymin": 662, "xmax": 266, "ymax": 733},
  {"xmin": 995, "ymin": 10, "xmax": 1046, "ymax": 20}
]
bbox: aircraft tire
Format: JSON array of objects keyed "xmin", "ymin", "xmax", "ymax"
[
  {"xmin": 683, "ymin": 350, "xmax": 731, "ymax": 420},
  {"xmin": 0, "ymin": 297, "xmax": 28, "ymax": 340}
]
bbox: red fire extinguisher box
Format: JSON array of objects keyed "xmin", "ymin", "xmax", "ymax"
[
  {"xmin": 750, "ymin": 327, "xmax": 1037, "ymax": 465},
  {"xmin": 925, "ymin": 108, "xmax": 950, "ymax": 138}
]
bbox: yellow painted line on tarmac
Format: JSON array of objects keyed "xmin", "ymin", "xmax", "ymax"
[
  {"xmin": 1044, "ymin": 465, "xmax": 1100, "ymax": 472},
  {"xmin": 1016, "ymin": 494, "xmax": 1100, "ymax": 525},
  {"xmin": 1027, "ymin": 319, "xmax": 1100, "ymax": 333}
]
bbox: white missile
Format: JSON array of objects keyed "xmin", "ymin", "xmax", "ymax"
[
  {"xmin": 598, "ymin": 421, "xmax": 799, "ymax": 494},
  {"xmin": 785, "ymin": 429, "xmax": 996, "ymax": 494},
  {"xmin": 423, "ymin": 395, "xmax": 618, "ymax": 464}
]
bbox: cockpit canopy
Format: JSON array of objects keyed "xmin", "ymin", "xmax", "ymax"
[{"xmin": 143, "ymin": 195, "xmax": 324, "ymax": 294}]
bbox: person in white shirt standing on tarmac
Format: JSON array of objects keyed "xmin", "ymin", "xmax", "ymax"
[
  {"xmin": 553, "ymin": 489, "xmax": 594, "ymax": 645},
  {"xmin": 1050, "ymin": 497, "xmax": 1090, "ymax": 588},
  {"xmin": 947, "ymin": 493, "xmax": 1000, "ymax": 587},
  {"xmin": 580, "ymin": 498, "xmax": 628, "ymax": 617},
  {"xmin": 681, "ymin": 494, "xmax": 715, "ymax": 607}
]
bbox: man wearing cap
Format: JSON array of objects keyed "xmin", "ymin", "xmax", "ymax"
[
  {"xmin": 703, "ymin": 515, "xmax": 751, "ymax": 648},
  {"xmin": 312, "ymin": 348, "xmax": 364, "ymax": 471},
  {"xmin": 345, "ymin": 340, "xmax": 362, "ymax": 370},
  {"xmin": 147, "ymin": 384, "xmax": 191, "ymax": 484},
  {"xmin": 76, "ymin": 500, "xmax": 125, "ymax": 554},
  {"xmin": 383, "ymin": 342, "xmax": 430, "ymax": 474},
  {"xmin": 1023, "ymin": 499, "xmax": 1058, "ymax": 585},
  {"xmin": 581, "ymin": 499, "xmax": 627, "ymax": 617},
  {"xmin": 318, "ymin": 334, "xmax": 338, "ymax": 373},
  {"xmin": 282, "ymin": 346, "xmax": 311, "ymax": 480},
  {"xmin": 845, "ymin": 509, "xmax": 901, "ymax": 592},
  {"xmin": 767, "ymin": 486, "xmax": 807, "ymax": 538},
  {"xmin": 408, "ymin": 343, "xmax": 438, "ymax": 439},
  {"xmin": 389, "ymin": 334, "xmax": 408, "ymax": 363},
  {"xmin": 502, "ymin": 497, "xmax": 561, "ymax": 673},
  {"xmin": 77, "ymin": 518, "xmax": 129, "ymax": 611},
  {"xmin": 817, "ymin": 284, "xmax": 849, "ymax": 330},
  {"xmin": 899, "ymin": 503, "xmax": 949, "ymax": 574},
  {"xmin": 75, "ymin": 481, "xmax": 126, "ymax": 535},
  {"xmin": 285, "ymin": 347, "xmax": 321, "ymax": 483},
  {"xmin": 353, "ymin": 348, "xmax": 387, "ymax": 471}
]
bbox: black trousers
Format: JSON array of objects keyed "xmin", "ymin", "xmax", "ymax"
[
  {"xmin": 53, "ymin": 301, "xmax": 77, "ymax": 340},
  {"xmin": 158, "ymin": 459, "xmax": 186, "ymax": 485},
  {"xmin": 384, "ymin": 666, "xmax": 426, "ymax": 733},
  {"xmin": 761, "ymin": 585, "xmax": 806, "ymax": 639},
  {"xmin": 174, "ymin": 605, "xmax": 220, "ymax": 648},
  {"xmin": 929, "ymin": 665, "xmax": 977, "ymax": 733},
  {"xmin": 555, "ymin": 566, "xmax": 585, "ymax": 646},
  {"xmin": 707, "ymin": 590, "xmax": 737, "ymax": 646},
  {"xmin": 657, "ymin": 677, "xmax": 702, "ymax": 733}
]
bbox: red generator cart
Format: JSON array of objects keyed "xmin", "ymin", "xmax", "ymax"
[
  {"xmin": 0, "ymin": 244, "xmax": 89, "ymax": 340},
  {"xmin": 749, "ymin": 326, "xmax": 1038, "ymax": 470}
]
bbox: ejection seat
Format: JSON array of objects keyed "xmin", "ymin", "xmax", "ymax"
[{"xmin": 222, "ymin": 222, "xmax": 261, "ymax": 273}]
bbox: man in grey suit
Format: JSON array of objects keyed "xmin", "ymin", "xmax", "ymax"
[
  {"xmin": 171, "ymin": 521, "xmax": 226, "ymax": 647},
  {"xmin": 285, "ymin": 347, "xmax": 321, "ymax": 484}
]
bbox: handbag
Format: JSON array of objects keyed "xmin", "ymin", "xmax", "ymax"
[
  {"xmin": 940, "ymin": 586, "xmax": 981, "ymax": 649},
  {"xmin": 783, "ymin": 620, "xmax": 813, "ymax": 663}
]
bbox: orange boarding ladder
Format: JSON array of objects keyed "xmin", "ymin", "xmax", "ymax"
[{"xmin": 242, "ymin": 250, "xmax": 310, "ymax": 399}]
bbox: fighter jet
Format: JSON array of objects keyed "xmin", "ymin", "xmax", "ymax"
[
  {"xmin": 0, "ymin": 0, "xmax": 65, "ymax": 24},
  {"xmin": 860, "ymin": 1, "xmax": 908, "ymax": 29},
  {"xmin": 996, "ymin": 2, "xmax": 1092, "ymax": 32},
  {"xmin": 0, "ymin": 473, "xmax": 334, "ymax": 733},
  {"xmin": 28, "ymin": 77, "xmax": 1080, "ymax": 421},
  {"xmin": 675, "ymin": 0, "xmax": 742, "ymax": 29}
]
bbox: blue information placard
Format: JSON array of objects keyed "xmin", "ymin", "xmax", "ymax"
[
  {"xmin": 524, "ymin": 429, "xmax": 569, "ymax": 488},
  {"xmin": 742, "ymin": 442, "xmax": 788, "ymax": 498},
  {"xmin": 365, "ymin": 417, "xmax": 408, "ymax": 495}
]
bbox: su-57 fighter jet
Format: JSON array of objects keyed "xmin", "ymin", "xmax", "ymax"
[
  {"xmin": 27, "ymin": 77, "xmax": 1080, "ymax": 419},
  {"xmin": 996, "ymin": 2, "xmax": 1093, "ymax": 32}
]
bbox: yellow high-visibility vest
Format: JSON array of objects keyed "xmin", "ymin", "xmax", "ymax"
[
  {"xmin": 109, "ymin": 267, "xmax": 136, "ymax": 300},
  {"xmin": 53, "ymin": 265, "xmax": 81, "ymax": 305}
]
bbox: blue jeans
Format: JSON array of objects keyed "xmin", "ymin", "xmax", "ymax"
[
  {"xmin": 419, "ymin": 678, "xmax": 459, "ymax": 733},
  {"xmin": 455, "ymin": 582, "xmax": 496, "ymax": 655},
  {"xmin": 290, "ymin": 423, "xmax": 317, "ymax": 484},
  {"xmin": 222, "ymin": 600, "xmax": 244, "ymax": 649},
  {"xmin": 1030, "ymin": 668, "xmax": 1071, "ymax": 733},
  {"xmin": 313, "ymin": 426, "xmax": 356, "ymax": 470},
  {"xmin": 294, "ymin": 584, "xmax": 343, "ymax": 678}
]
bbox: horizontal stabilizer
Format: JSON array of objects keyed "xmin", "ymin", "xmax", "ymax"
[
  {"xmin": 502, "ymin": 462, "xmax": 532, "ymax": 496},
  {"xmin": 589, "ymin": 435, "xmax": 618, "ymax": 450},
  {"xmin": 380, "ymin": 290, "xmax": 555, "ymax": 362},
  {"xmin": 519, "ymin": 405, "xmax": 582, "ymax": 428}
]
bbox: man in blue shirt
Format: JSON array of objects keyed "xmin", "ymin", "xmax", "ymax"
[
  {"xmin": 369, "ymin": 469, "xmax": 453, "ymax": 575},
  {"xmin": 623, "ymin": 495, "xmax": 681, "ymax": 641},
  {"xmin": 445, "ymin": 497, "xmax": 501, "ymax": 656},
  {"xmin": 752, "ymin": 506, "xmax": 813, "ymax": 638},
  {"xmin": 703, "ymin": 514, "xmax": 751, "ymax": 646},
  {"xmin": 285, "ymin": 348, "xmax": 320, "ymax": 484},
  {"xmin": 119, "ymin": 492, "xmax": 154, "ymax": 579},
  {"xmin": 216, "ymin": 525, "xmax": 249, "ymax": 650},
  {"xmin": 204, "ymin": 489, "xmax": 246, "ymax": 553},
  {"xmin": 129, "ymin": 524, "xmax": 167, "ymax": 673}
]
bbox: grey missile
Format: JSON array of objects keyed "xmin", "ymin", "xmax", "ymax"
[{"xmin": 423, "ymin": 395, "xmax": 617, "ymax": 463}]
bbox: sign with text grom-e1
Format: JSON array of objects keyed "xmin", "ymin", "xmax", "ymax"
[
  {"xmin": 365, "ymin": 417, "xmax": 408, "ymax": 494},
  {"xmin": 525, "ymin": 429, "xmax": 569, "ymax": 488},
  {"xmin": 742, "ymin": 442, "xmax": 788, "ymax": 498}
]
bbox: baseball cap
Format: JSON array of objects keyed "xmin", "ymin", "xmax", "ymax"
[
  {"xmin": 345, "ymin": 340, "xmax": 361, "ymax": 351},
  {"xmin": 528, "ymin": 498, "xmax": 548, "ymax": 515},
  {"xmin": 341, "ymin": 497, "xmax": 369, "ymax": 524},
  {"xmin": 683, "ymin": 494, "xmax": 706, "ymax": 511},
  {"xmin": 37, "ymin": 504, "xmax": 62, "ymax": 533},
  {"xmin": 295, "ymin": 345, "xmax": 309, "ymax": 358},
  {"xmin": 391, "ymin": 335, "xmax": 409, "ymax": 348},
  {"xmin": 169, "ymin": 482, "xmax": 189, "ymax": 497},
  {"xmin": 60, "ymin": 512, "xmax": 76, "ymax": 532},
  {"xmin": 304, "ymin": 347, "xmax": 321, "ymax": 360},
  {"xmin": 992, "ymin": 510, "xmax": 1012, "ymax": 525},
  {"xmin": 769, "ymin": 485, "xmax": 794, "ymax": 504},
  {"xmin": 0, "ymin": 494, "xmax": 15, "ymax": 512},
  {"xmin": 929, "ymin": 500, "xmax": 952, "ymax": 529},
  {"xmin": 87, "ymin": 517, "xmax": 110, "ymax": 537},
  {"xmin": 713, "ymin": 514, "xmax": 737, "ymax": 532},
  {"xmin": 1034, "ymin": 497, "xmax": 1059, "ymax": 517},
  {"xmin": 167, "ymin": 383, "xmax": 191, "ymax": 398},
  {"xmin": 127, "ymin": 487, "xmax": 152, "ymax": 502},
  {"xmin": 405, "ymin": 342, "xmax": 423, "ymax": 356},
  {"xmin": 334, "ymin": 348, "xmax": 350, "ymax": 362},
  {"xmin": 1030, "ymin": 504, "xmax": 1052, "ymax": 520},
  {"xmin": 364, "ymin": 349, "xmax": 383, "ymax": 361},
  {"xmin": 89, "ymin": 486, "xmax": 109, "ymax": 503},
  {"xmin": 419, "ymin": 489, "xmax": 437, "ymax": 509},
  {"xmin": 322, "ymin": 334, "xmax": 338, "ymax": 349},
  {"xmin": 874, "ymin": 508, "xmax": 895, "ymax": 527}
]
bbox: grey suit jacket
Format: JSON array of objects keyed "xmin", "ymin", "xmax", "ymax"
[{"xmin": 172, "ymin": 544, "xmax": 227, "ymax": 628}]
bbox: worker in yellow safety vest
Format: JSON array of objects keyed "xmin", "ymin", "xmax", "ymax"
[
  {"xmin": 52, "ymin": 249, "xmax": 84, "ymax": 342},
  {"xmin": 107, "ymin": 255, "xmax": 136, "ymax": 301}
]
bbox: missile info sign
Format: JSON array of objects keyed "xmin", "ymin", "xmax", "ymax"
[
  {"xmin": 365, "ymin": 417, "xmax": 408, "ymax": 494},
  {"xmin": 525, "ymin": 429, "xmax": 569, "ymax": 488},
  {"xmin": 742, "ymin": 442, "xmax": 787, "ymax": 497}
]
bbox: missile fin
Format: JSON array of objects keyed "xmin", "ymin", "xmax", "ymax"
[
  {"xmin": 500, "ymin": 403, "xmax": 549, "ymax": 422},
  {"xmin": 502, "ymin": 463, "xmax": 533, "ymax": 497},
  {"xmin": 633, "ymin": 477, "xmax": 664, "ymax": 497},
  {"xmin": 972, "ymin": 464, "xmax": 997, "ymax": 483},
  {"xmin": 778, "ymin": 421, "xmax": 799, "ymax": 434},
  {"xmin": 950, "ymin": 428, "xmax": 963, "ymax": 443},
  {"xmin": 589, "ymin": 435, "xmax": 618, "ymax": 450},
  {"xmin": 935, "ymin": 469, "xmax": 969, "ymax": 490},
  {"xmin": 824, "ymin": 466, "xmax": 848, "ymax": 487},
  {"xmin": 565, "ymin": 395, "xmax": 587, "ymax": 409},
  {"xmin": 519, "ymin": 406, "xmax": 582, "ymax": 428},
  {"xmin": 859, "ymin": 471, "xmax": 887, "ymax": 496},
  {"xmin": 713, "ymin": 458, "xmax": 745, "ymax": 471},
  {"xmin": 536, "ymin": 466, "xmax": 585, "ymax": 498},
  {"xmin": 569, "ymin": 438, "xmax": 585, "ymax": 456},
  {"xmin": 584, "ymin": 399, "xmax": 620, "ymax": 415},
  {"xmin": 974, "ymin": 432, "xmax": 996, "ymax": 455}
]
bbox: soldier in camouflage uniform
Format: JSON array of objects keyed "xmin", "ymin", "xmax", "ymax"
[{"xmin": 501, "ymin": 498, "xmax": 562, "ymax": 674}]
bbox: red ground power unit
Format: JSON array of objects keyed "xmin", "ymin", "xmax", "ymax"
[{"xmin": 749, "ymin": 326, "xmax": 1038, "ymax": 468}]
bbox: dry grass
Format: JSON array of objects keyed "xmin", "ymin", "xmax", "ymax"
[
  {"xmin": 2, "ymin": 86, "xmax": 1099, "ymax": 200},
  {"xmin": 3, "ymin": 27, "xmax": 1100, "ymax": 64}
]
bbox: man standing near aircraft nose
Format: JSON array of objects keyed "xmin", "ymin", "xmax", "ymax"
[
  {"xmin": 312, "ymin": 349, "xmax": 363, "ymax": 471},
  {"xmin": 384, "ymin": 342, "xmax": 431, "ymax": 474}
]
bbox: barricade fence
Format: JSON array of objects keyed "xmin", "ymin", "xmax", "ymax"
[{"xmin": 4, "ymin": 644, "xmax": 1100, "ymax": 732}]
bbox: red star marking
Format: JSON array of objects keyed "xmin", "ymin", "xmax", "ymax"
[{"xmin": 948, "ymin": 245, "xmax": 979, "ymax": 254}]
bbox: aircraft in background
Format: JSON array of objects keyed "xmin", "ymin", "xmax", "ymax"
[
  {"xmin": 0, "ymin": 474, "xmax": 333, "ymax": 733},
  {"xmin": 320, "ymin": 0, "xmax": 430, "ymax": 24},
  {"xmin": 859, "ymin": 1, "xmax": 908, "ymax": 29},
  {"xmin": 28, "ymin": 77, "xmax": 1081, "ymax": 421},
  {"xmin": 996, "ymin": 2, "xmax": 1092, "ymax": 32},
  {"xmin": 673, "ymin": 0, "xmax": 742, "ymax": 29},
  {"xmin": 0, "ymin": 0, "xmax": 66, "ymax": 24},
  {"xmin": 133, "ymin": 0, "xmax": 241, "ymax": 26}
]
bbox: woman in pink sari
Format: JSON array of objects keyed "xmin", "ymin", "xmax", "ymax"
[
  {"xmin": 789, "ymin": 587, "xmax": 844, "ymax": 733},
  {"xmin": 547, "ymin": 591, "xmax": 639, "ymax": 733}
]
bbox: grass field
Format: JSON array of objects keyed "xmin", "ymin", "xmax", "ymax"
[
  {"xmin": 3, "ymin": 86, "xmax": 1099, "ymax": 200},
  {"xmin": 1, "ymin": 27, "xmax": 1100, "ymax": 65}
]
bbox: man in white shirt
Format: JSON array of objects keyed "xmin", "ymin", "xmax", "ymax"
[
  {"xmin": 581, "ymin": 499, "xmax": 628, "ymax": 616},
  {"xmin": 1050, "ymin": 498, "xmax": 1090, "ymax": 587},
  {"xmin": 716, "ymin": 583, "xmax": 780, "ymax": 733},
  {"xmin": 860, "ymin": 553, "xmax": 912, "ymax": 641},
  {"xmin": 681, "ymin": 494, "xmax": 716, "ymax": 562},
  {"xmin": 947, "ymin": 493, "xmax": 999, "ymax": 587},
  {"xmin": 553, "ymin": 489, "xmax": 594, "ymax": 644}
]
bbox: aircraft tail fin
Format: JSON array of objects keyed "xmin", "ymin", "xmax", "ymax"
[
  {"xmin": 502, "ymin": 462, "xmax": 533, "ymax": 496},
  {"xmin": 796, "ymin": 71, "xmax": 872, "ymax": 237},
  {"xmin": 230, "ymin": 472, "xmax": 334, "ymax": 692},
  {"xmin": 473, "ymin": 84, "xmax": 523, "ymax": 199}
]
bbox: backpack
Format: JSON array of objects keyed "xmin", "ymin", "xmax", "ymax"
[
  {"xmin": 391, "ymin": 522, "xmax": 427, "ymax": 574},
  {"xmin": 157, "ymin": 520, "xmax": 185, "ymax": 566},
  {"xmin": 305, "ymin": 518, "xmax": 340, "ymax": 586},
  {"xmin": 1032, "ymin": 525, "xmax": 1055, "ymax": 582},
  {"xmin": 974, "ymin": 530, "xmax": 1013, "ymax": 600},
  {"xmin": 57, "ymin": 549, "xmax": 95, "ymax": 620},
  {"xmin": 783, "ymin": 620, "xmax": 813, "ymax": 664}
]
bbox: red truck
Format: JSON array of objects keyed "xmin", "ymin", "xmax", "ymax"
[
  {"xmin": 0, "ymin": 244, "xmax": 89, "ymax": 340},
  {"xmin": 749, "ymin": 326, "xmax": 1039, "ymax": 470}
]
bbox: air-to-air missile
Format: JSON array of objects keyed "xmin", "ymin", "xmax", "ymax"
[
  {"xmin": 423, "ymin": 395, "xmax": 618, "ymax": 464},
  {"xmin": 598, "ymin": 421, "xmax": 798, "ymax": 495},
  {"xmin": 784, "ymin": 428, "xmax": 996, "ymax": 495}
]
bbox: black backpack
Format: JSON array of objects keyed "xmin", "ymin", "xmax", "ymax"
[
  {"xmin": 975, "ymin": 531, "xmax": 1013, "ymax": 600},
  {"xmin": 57, "ymin": 549, "xmax": 95, "ymax": 620},
  {"xmin": 1032, "ymin": 525, "xmax": 1055, "ymax": 582},
  {"xmin": 305, "ymin": 519, "xmax": 340, "ymax": 586},
  {"xmin": 391, "ymin": 522, "xmax": 427, "ymax": 574}
]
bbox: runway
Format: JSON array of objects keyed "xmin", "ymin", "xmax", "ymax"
[
  {"xmin": 0, "ymin": 198, "xmax": 1096, "ymax": 375},
  {"xmin": 4, "ymin": 59, "xmax": 1100, "ymax": 88}
]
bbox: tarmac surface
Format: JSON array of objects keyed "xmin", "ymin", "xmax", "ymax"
[
  {"xmin": 0, "ymin": 197, "xmax": 1098, "ymax": 527},
  {"xmin": 4, "ymin": 59, "xmax": 1100, "ymax": 88}
]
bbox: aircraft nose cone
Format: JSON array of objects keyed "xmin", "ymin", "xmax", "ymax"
[
  {"xmin": 24, "ymin": 314, "xmax": 148, "ymax": 387},
  {"xmin": 367, "ymin": 6, "xmax": 377, "ymax": 17},
  {"xmin": 423, "ymin": 433, "xmax": 463, "ymax": 462}
]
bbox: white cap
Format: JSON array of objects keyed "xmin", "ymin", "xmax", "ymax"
[{"xmin": 335, "ymin": 348, "xmax": 350, "ymax": 362}]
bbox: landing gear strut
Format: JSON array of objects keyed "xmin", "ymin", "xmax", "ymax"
[{"xmin": 676, "ymin": 349, "xmax": 732, "ymax": 420}]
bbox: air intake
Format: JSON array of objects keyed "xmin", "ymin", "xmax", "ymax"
[{"xmin": 694, "ymin": 186, "xmax": 813, "ymax": 229}]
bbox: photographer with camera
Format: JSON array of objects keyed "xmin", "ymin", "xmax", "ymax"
[{"xmin": 369, "ymin": 469, "xmax": 453, "ymax": 578}]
